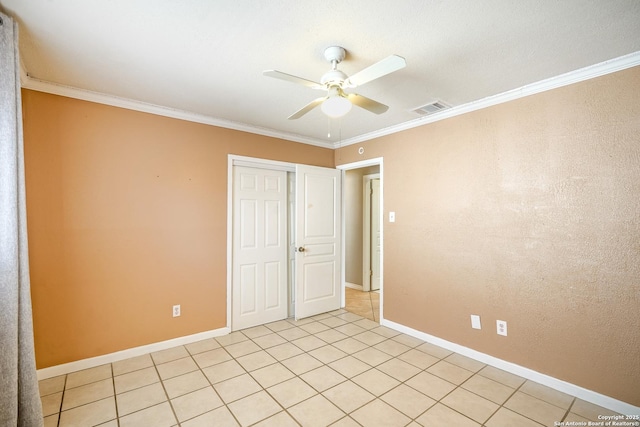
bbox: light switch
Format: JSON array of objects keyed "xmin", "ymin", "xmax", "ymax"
[
  {"xmin": 389, "ymin": 212, "xmax": 395, "ymax": 222},
  {"xmin": 471, "ymin": 315, "xmax": 481, "ymax": 329}
]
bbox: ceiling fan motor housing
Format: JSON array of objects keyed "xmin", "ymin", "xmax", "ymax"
[
  {"xmin": 322, "ymin": 46, "xmax": 348, "ymax": 87},
  {"xmin": 321, "ymin": 69, "xmax": 348, "ymax": 87}
]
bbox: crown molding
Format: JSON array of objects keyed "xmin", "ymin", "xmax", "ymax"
[
  {"xmin": 20, "ymin": 73, "xmax": 333, "ymax": 149},
  {"xmin": 333, "ymin": 50, "xmax": 640, "ymax": 148},
  {"xmin": 20, "ymin": 51, "xmax": 640, "ymax": 150}
]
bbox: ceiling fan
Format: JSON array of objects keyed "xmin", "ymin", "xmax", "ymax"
[{"xmin": 263, "ymin": 46, "xmax": 406, "ymax": 120}]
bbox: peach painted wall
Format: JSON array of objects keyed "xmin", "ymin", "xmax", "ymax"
[
  {"xmin": 22, "ymin": 90, "xmax": 334, "ymax": 368},
  {"xmin": 335, "ymin": 67, "xmax": 640, "ymax": 406}
]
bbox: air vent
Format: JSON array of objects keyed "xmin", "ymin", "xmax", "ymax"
[{"xmin": 412, "ymin": 101, "xmax": 450, "ymax": 116}]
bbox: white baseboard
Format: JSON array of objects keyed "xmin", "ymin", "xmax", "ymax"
[
  {"xmin": 345, "ymin": 282, "xmax": 363, "ymax": 291},
  {"xmin": 37, "ymin": 326, "xmax": 230, "ymax": 381},
  {"xmin": 381, "ymin": 319, "xmax": 639, "ymax": 415}
]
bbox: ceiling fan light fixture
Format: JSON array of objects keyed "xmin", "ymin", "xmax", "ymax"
[
  {"xmin": 321, "ymin": 90, "xmax": 352, "ymax": 118},
  {"xmin": 265, "ymin": 46, "xmax": 406, "ymax": 120}
]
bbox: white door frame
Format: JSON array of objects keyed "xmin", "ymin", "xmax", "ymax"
[
  {"xmin": 362, "ymin": 173, "xmax": 381, "ymax": 292},
  {"xmin": 336, "ymin": 157, "xmax": 384, "ymax": 322},
  {"xmin": 227, "ymin": 155, "xmax": 345, "ymax": 329}
]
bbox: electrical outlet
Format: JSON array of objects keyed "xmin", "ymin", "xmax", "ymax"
[
  {"xmin": 173, "ymin": 305, "xmax": 181, "ymax": 317},
  {"xmin": 471, "ymin": 315, "xmax": 481, "ymax": 329},
  {"xmin": 496, "ymin": 320, "xmax": 507, "ymax": 336}
]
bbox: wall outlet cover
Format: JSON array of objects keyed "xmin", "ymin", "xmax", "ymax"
[{"xmin": 497, "ymin": 320, "xmax": 507, "ymax": 336}]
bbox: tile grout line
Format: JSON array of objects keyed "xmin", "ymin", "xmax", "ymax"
[
  {"xmin": 498, "ymin": 376, "xmax": 543, "ymax": 426},
  {"xmin": 278, "ymin": 312, "xmax": 508, "ymax": 426},
  {"xmin": 252, "ymin": 311, "xmax": 422, "ymax": 425},
  {"xmin": 327, "ymin": 310, "xmax": 470, "ymax": 425},
  {"xmin": 201, "ymin": 336, "xmax": 246, "ymax": 426},
  {"xmin": 344, "ymin": 294, "xmax": 574, "ymax": 426},
  {"xmin": 241, "ymin": 325, "xmax": 319, "ymax": 426},
  {"xmin": 244, "ymin": 324, "xmax": 328, "ymax": 425},
  {"xmin": 151, "ymin": 350, "xmax": 182, "ymax": 427},
  {"xmin": 109, "ymin": 363, "xmax": 120, "ymax": 427},
  {"xmin": 243, "ymin": 327, "xmax": 305, "ymax": 420},
  {"xmin": 292, "ymin": 313, "xmax": 424, "ymax": 424},
  {"xmin": 230, "ymin": 313, "xmax": 366, "ymax": 425},
  {"xmin": 560, "ymin": 397, "xmax": 578, "ymax": 423},
  {"xmin": 58, "ymin": 318, "xmax": 426, "ymax": 425},
  {"xmin": 269, "ymin": 321, "xmax": 359, "ymax": 426},
  {"xmin": 56, "ymin": 374, "xmax": 67, "ymax": 427},
  {"xmin": 391, "ymin": 351, "xmax": 480, "ymax": 425}
]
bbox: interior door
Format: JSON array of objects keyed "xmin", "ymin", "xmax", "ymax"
[
  {"xmin": 232, "ymin": 166, "xmax": 288, "ymax": 330},
  {"xmin": 371, "ymin": 178, "xmax": 381, "ymax": 291},
  {"xmin": 295, "ymin": 164, "xmax": 342, "ymax": 319}
]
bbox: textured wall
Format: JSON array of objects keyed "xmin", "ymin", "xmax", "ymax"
[
  {"xmin": 22, "ymin": 90, "xmax": 334, "ymax": 368},
  {"xmin": 336, "ymin": 67, "xmax": 640, "ymax": 406}
]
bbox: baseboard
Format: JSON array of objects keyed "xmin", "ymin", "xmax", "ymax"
[
  {"xmin": 36, "ymin": 326, "xmax": 231, "ymax": 381},
  {"xmin": 345, "ymin": 282, "xmax": 363, "ymax": 291},
  {"xmin": 381, "ymin": 319, "xmax": 639, "ymax": 415}
]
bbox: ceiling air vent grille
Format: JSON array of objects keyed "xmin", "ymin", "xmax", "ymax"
[{"xmin": 412, "ymin": 101, "xmax": 450, "ymax": 116}]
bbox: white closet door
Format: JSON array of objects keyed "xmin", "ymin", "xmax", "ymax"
[{"xmin": 232, "ymin": 166, "xmax": 288, "ymax": 330}]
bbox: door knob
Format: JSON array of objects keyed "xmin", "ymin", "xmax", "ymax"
[{"xmin": 297, "ymin": 247, "xmax": 305, "ymax": 252}]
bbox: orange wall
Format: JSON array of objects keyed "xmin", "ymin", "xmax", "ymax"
[
  {"xmin": 336, "ymin": 66, "xmax": 640, "ymax": 406},
  {"xmin": 22, "ymin": 90, "xmax": 334, "ymax": 368}
]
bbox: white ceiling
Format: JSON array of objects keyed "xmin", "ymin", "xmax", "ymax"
[{"xmin": 2, "ymin": 0, "xmax": 640, "ymax": 147}]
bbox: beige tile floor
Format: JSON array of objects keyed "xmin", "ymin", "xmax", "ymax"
[
  {"xmin": 40, "ymin": 308, "xmax": 620, "ymax": 426},
  {"xmin": 345, "ymin": 288, "xmax": 379, "ymax": 322}
]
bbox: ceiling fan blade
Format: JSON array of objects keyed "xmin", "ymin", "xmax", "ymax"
[
  {"xmin": 347, "ymin": 93, "xmax": 389, "ymax": 114},
  {"xmin": 263, "ymin": 70, "xmax": 323, "ymax": 89},
  {"xmin": 288, "ymin": 97, "xmax": 327, "ymax": 120},
  {"xmin": 345, "ymin": 54, "xmax": 406, "ymax": 88}
]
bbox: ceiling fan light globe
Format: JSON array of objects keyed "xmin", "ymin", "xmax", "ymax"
[{"xmin": 321, "ymin": 96, "xmax": 352, "ymax": 118}]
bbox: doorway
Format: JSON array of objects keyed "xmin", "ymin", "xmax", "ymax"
[
  {"xmin": 363, "ymin": 173, "xmax": 381, "ymax": 292},
  {"xmin": 337, "ymin": 158, "xmax": 384, "ymax": 323}
]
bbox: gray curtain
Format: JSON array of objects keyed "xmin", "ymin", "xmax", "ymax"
[{"xmin": 0, "ymin": 12, "xmax": 44, "ymax": 427}]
